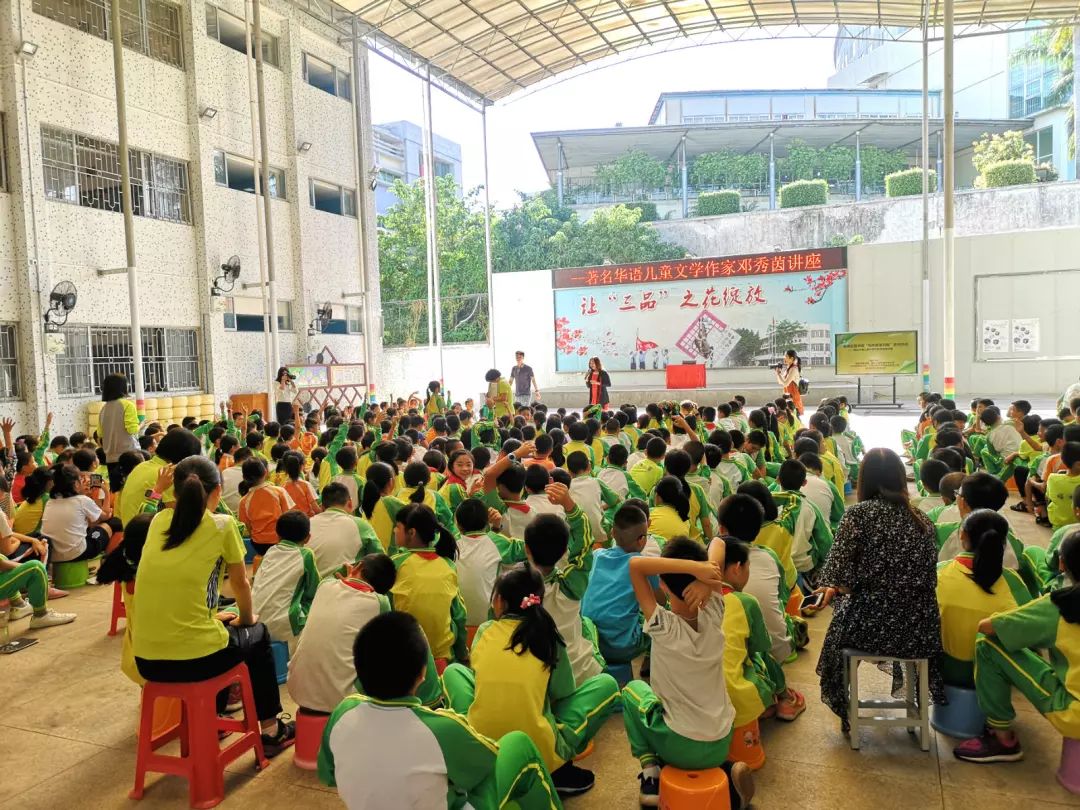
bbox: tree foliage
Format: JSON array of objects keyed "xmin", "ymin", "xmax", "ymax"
[
  {"xmin": 1011, "ymin": 27, "xmax": 1073, "ymax": 158},
  {"xmin": 972, "ymin": 130, "xmax": 1034, "ymax": 175},
  {"xmin": 689, "ymin": 151, "xmax": 768, "ymax": 189},
  {"xmin": 594, "ymin": 149, "xmax": 669, "ymax": 195}
]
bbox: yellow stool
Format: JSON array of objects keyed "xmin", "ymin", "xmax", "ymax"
[
  {"xmin": 726, "ymin": 719, "xmax": 766, "ymax": 770},
  {"xmin": 658, "ymin": 766, "xmax": 730, "ymax": 810}
]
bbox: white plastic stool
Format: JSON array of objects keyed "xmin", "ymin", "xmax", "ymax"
[{"xmin": 843, "ymin": 649, "xmax": 930, "ymax": 751}]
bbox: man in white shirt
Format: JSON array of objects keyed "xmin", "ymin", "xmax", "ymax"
[{"xmin": 307, "ymin": 483, "xmax": 381, "ymax": 577}]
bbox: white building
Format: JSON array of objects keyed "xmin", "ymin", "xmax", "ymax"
[
  {"xmin": 0, "ymin": 0, "xmax": 379, "ymax": 434},
  {"xmin": 373, "ymin": 119, "xmax": 462, "ymax": 215},
  {"xmin": 752, "ymin": 322, "xmax": 834, "ymax": 368}
]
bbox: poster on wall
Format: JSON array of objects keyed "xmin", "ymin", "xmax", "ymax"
[
  {"xmin": 981, "ymin": 320, "xmax": 1010, "ymax": 353},
  {"xmin": 1011, "ymin": 318, "xmax": 1040, "ymax": 353},
  {"xmin": 552, "ymin": 248, "xmax": 848, "ymax": 372}
]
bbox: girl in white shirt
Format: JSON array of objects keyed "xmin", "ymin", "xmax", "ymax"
[{"xmin": 41, "ymin": 463, "xmax": 120, "ymax": 562}]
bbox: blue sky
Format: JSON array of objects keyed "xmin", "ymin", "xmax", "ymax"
[{"xmin": 368, "ymin": 36, "xmax": 840, "ymax": 208}]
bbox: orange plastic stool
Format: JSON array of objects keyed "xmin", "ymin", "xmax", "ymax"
[
  {"xmin": 109, "ymin": 581, "xmax": 128, "ymax": 636},
  {"xmin": 293, "ymin": 709, "xmax": 329, "ymax": 770},
  {"xmin": 573, "ymin": 740, "xmax": 595, "ymax": 762},
  {"xmin": 130, "ymin": 663, "xmax": 268, "ymax": 809},
  {"xmin": 726, "ymin": 719, "xmax": 766, "ymax": 770},
  {"xmin": 658, "ymin": 766, "xmax": 730, "ymax": 810}
]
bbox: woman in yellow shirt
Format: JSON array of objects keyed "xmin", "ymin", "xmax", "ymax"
[
  {"xmin": 648, "ymin": 476, "xmax": 691, "ymax": 542},
  {"xmin": 442, "ymin": 566, "xmax": 620, "ymax": 795}
]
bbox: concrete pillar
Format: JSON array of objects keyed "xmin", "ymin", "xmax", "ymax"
[
  {"xmin": 921, "ymin": 24, "xmax": 931, "ymax": 393},
  {"xmin": 769, "ymin": 134, "xmax": 776, "ymax": 210},
  {"xmin": 942, "ymin": 0, "xmax": 956, "ymax": 400},
  {"xmin": 854, "ymin": 130, "xmax": 862, "ymax": 201},
  {"xmin": 680, "ymin": 136, "xmax": 688, "ymax": 219},
  {"xmin": 556, "ymin": 139, "xmax": 565, "ymax": 208},
  {"xmin": 937, "ymin": 132, "xmax": 944, "ymax": 193}
]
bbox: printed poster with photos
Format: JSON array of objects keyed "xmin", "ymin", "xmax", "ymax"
[
  {"xmin": 1010, "ymin": 318, "xmax": 1040, "ymax": 353},
  {"xmin": 981, "ymin": 320, "xmax": 1009, "ymax": 354}
]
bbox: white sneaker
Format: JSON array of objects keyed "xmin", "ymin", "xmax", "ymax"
[
  {"xmin": 9, "ymin": 603, "xmax": 34, "ymax": 621},
  {"xmin": 29, "ymin": 610, "xmax": 77, "ymax": 629}
]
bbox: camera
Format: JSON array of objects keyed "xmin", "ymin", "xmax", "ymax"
[
  {"xmin": 771, "ymin": 362, "xmax": 784, "ymax": 371},
  {"xmin": 287, "ymin": 372, "xmax": 297, "ymax": 381}
]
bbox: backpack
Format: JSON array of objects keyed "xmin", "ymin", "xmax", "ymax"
[{"xmin": 798, "ymin": 377, "xmax": 810, "ymax": 395}]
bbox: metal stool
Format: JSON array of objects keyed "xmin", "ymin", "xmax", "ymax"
[{"xmin": 843, "ymin": 649, "xmax": 930, "ymax": 751}]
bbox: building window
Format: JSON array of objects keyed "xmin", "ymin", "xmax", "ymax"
[
  {"xmin": 41, "ymin": 126, "xmax": 191, "ymax": 224},
  {"xmin": 434, "ymin": 160, "xmax": 454, "ymax": 178},
  {"xmin": 0, "ymin": 324, "xmax": 19, "ymax": 400},
  {"xmin": 33, "ymin": 0, "xmax": 183, "ymax": 69},
  {"xmin": 212, "ymin": 151, "xmax": 286, "ymax": 199},
  {"xmin": 302, "ymin": 52, "xmax": 351, "ymax": 100},
  {"xmin": 345, "ymin": 305, "xmax": 362, "ymax": 334},
  {"xmin": 223, "ymin": 298, "xmax": 293, "ymax": 332},
  {"xmin": 1025, "ymin": 126, "xmax": 1054, "ymax": 167},
  {"xmin": 309, "ymin": 178, "xmax": 356, "ymax": 216},
  {"xmin": 1008, "ymin": 33, "xmax": 1061, "ymax": 118},
  {"xmin": 205, "ymin": 4, "xmax": 279, "ymax": 67},
  {"xmin": 55, "ymin": 325, "xmax": 201, "ymax": 396}
]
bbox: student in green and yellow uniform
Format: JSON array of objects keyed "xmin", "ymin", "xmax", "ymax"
[
  {"xmin": 398, "ymin": 462, "xmax": 455, "ymax": 529},
  {"xmin": 439, "ymin": 449, "xmax": 482, "ymax": 512},
  {"xmin": 390, "ymin": 503, "xmax": 468, "ymax": 669},
  {"xmin": 1047, "ymin": 442, "xmax": 1080, "ymax": 530},
  {"xmin": 662, "ymin": 450, "xmax": 713, "ymax": 543},
  {"xmin": 773, "ymin": 460, "xmax": 833, "ymax": 589},
  {"xmin": 1035, "ymin": 491, "xmax": 1080, "ymax": 593},
  {"xmin": 424, "ymin": 380, "xmax": 447, "ymax": 418},
  {"xmin": 360, "ymin": 462, "xmax": 408, "ymax": 553},
  {"xmin": 954, "ymin": 530, "xmax": 1080, "ymax": 763},
  {"xmin": 562, "ymin": 421, "xmax": 596, "ymax": 470},
  {"xmin": 484, "ymin": 369, "xmax": 513, "ymax": 422},
  {"xmin": 319, "ymin": 610, "xmax": 561, "ymax": 809},
  {"xmin": 721, "ymin": 539, "xmax": 806, "ymax": 724},
  {"xmin": 442, "ymin": 566, "xmax": 619, "ymax": 797},
  {"xmin": 739, "ymin": 480, "xmax": 799, "ymax": 592},
  {"xmin": 119, "ymin": 429, "xmax": 203, "ymax": 527},
  {"xmin": 936, "ymin": 510, "xmax": 1031, "ymax": 688},
  {"xmin": 647, "ymin": 477, "xmax": 691, "ymax": 544},
  {"xmin": 629, "ymin": 437, "xmax": 667, "ymax": 496},
  {"xmin": 12, "ymin": 467, "xmax": 51, "ymax": 536}
]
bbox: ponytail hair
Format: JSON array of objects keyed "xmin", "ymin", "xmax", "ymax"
[
  {"xmin": 1051, "ymin": 528, "xmax": 1080, "ymax": 624},
  {"xmin": 215, "ymin": 435, "xmax": 239, "ymax": 465},
  {"xmin": 495, "ymin": 566, "xmax": 563, "ymax": 671},
  {"xmin": 310, "ymin": 447, "xmax": 328, "ymax": 480},
  {"xmin": 97, "ymin": 512, "xmax": 153, "ymax": 584},
  {"xmin": 237, "ymin": 458, "xmax": 267, "ymax": 497},
  {"xmin": 165, "ymin": 456, "xmax": 220, "ymax": 550},
  {"xmin": 362, "ymin": 462, "xmax": 395, "ymax": 519},
  {"xmin": 655, "ymin": 475, "xmax": 691, "ymax": 521},
  {"xmin": 283, "ymin": 451, "xmax": 305, "ymax": 482},
  {"xmin": 396, "ymin": 502, "xmax": 456, "ymax": 560},
  {"xmin": 403, "ymin": 461, "xmax": 431, "ymax": 504},
  {"xmin": 785, "ymin": 349, "xmax": 802, "ymax": 373},
  {"xmin": 961, "ymin": 508, "xmax": 1007, "ymax": 594}
]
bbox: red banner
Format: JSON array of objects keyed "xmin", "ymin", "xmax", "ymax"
[{"xmin": 551, "ymin": 247, "xmax": 846, "ymax": 290}]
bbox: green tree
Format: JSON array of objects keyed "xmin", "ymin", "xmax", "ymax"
[
  {"xmin": 779, "ymin": 139, "xmax": 819, "ymax": 181},
  {"xmin": 595, "ymin": 149, "xmax": 669, "ymax": 197},
  {"xmin": 972, "ymin": 130, "xmax": 1035, "ymax": 175},
  {"xmin": 728, "ymin": 328, "xmax": 764, "ymax": 367},
  {"xmin": 819, "ymin": 145, "xmax": 855, "ymax": 184},
  {"xmin": 378, "ymin": 176, "xmax": 490, "ymax": 347},
  {"xmin": 765, "ymin": 320, "xmax": 807, "ymax": 363},
  {"xmin": 858, "ymin": 145, "xmax": 909, "ymax": 191}
]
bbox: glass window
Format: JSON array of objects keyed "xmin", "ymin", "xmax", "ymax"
[
  {"xmin": 858, "ymin": 94, "xmax": 900, "ymax": 118},
  {"xmin": 56, "ymin": 325, "xmax": 200, "ymax": 395},
  {"xmin": 277, "ymin": 301, "xmax": 293, "ymax": 332},
  {"xmin": 310, "ymin": 178, "xmax": 357, "ymax": 217},
  {"xmin": 815, "ymin": 94, "xmax": 857, "ymax": 119},
  {"xmin": 41, "ymin": 125, "xmax": 191, "ymax": 224},
  {"xmin": 205, "ymin": 4, "xmax": 279, "ymax": 67},
  {"xmin": 34, "ymin": 0, "xmax": 183, "ymax": 69},
  {"xmin": 1025, "ymin": 127, "xmax": 1054, "ymax": 166},
  {"xmin": 0, "ymin": 323, "xmax": 18, "ymax": 399},
  {"xmin": 345, "ymin": 305, "xmax": 363, "ymax": 335},
  {"xmin": 223, "ymin": 298, "xmax": 292, "ymax": 332},
  {"xmin": 727, "ymin": 95, "xmax": 770, "ymax": 121},
  {"xmin": 771, "ymin": 95, "xmax": 807, "ymax": 120},
  {"xmin": 212, "ymin": 150, "xmax": 286, "ymax": 199},
  {"xmin": 303, "ymin": 52, "xmax": 351, "ymax": 100}
]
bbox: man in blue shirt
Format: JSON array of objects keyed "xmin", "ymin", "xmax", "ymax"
[{"xmin": 582, "ymin": 502, "xmax": 660, "ymax": 664}]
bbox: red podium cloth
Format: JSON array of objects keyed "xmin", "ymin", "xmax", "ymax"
[{"xmin": 666, "ymin": 364, "xmax": 705, "ymax": 389}]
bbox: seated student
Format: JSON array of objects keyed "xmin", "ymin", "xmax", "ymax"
[
  {"xmin": 40, "ymin": 462, "xmax": 121, "ymax": 564},
  {"xmin": 1037, "ymin": 488, "xmax": 1080, "ymax": 594},
  {"xmin": 715, "ymin": 402, "xmax": 737, "ymax": 432},
  {"xmin": 360, "ymin": 462, "xmax": 408, "ymax": 552},
  {"xmin": 249, "ymin": 511, "xmax": 319, "ymax": 652},
  {"xmin": 648, "ymin": 476, "xmax": 691, "ymax": 543},
  {"xmin": 720, "ymin": 539, "xmax": 805, "ymax": 725},
  {"xmin": 739, "ymin": 480, "xmax": 798, "ymax": 593},
  {"xmin": 830, "ymin": 414, "xmax": 863, "ymax": 478},
  {"xmin": 600, "ymin": 417, "xmax": 625, "ymax": 453},
  {"xmin": 398, "ymin": 461, "xmax": 455, "ymax": 529},
  {"xmin": 96, "ymin": 514, "xmax": 153, "ymax": 684},
  {"xmin": 979, "ymin": 406, "xmax": 1023, "ymax": 480},
  {"xmin": 562, "ymin": 421, "xmax": 596, "ymax": 470},
  {"xmin": 917, "ymin": 459, "xmax": 951, "ymax": 514},
  {"xmin": 953, "ymin": 530, "xmax": 1080, "ymax": 763},
  {"xmin": 622, "ymin": 535, "xmax": 755, "ymax": 808},
  {"xmin": 582, "ymin": 502, "xmax": 656, "ymax": 665},
  {"xmin": 718, "ymin": 493, "xmax": 796, "ymax": 666},
  {"xmin": 280, "ymin": 451, "xmax": 320, "ymax": 517},
  {"xmin": 773, "ymin": 459, "xmax": 833, "ymax": 587},
  {"xmin": 930, "ymin": 471, "xmax": 966, "ymax": 524},
  {"xmin": 937, "ymin": 473, "xmax": 1020, "ymax": 566},
  {"xmin": 626, "ymin": 432, "xmax": 653, "ymax": 471},
  {"xmin": 1011, "ymin": 413, "xmax": 1045, "ymax": 496},
  {"xmin": 798, "ymin": 451, "xmax": 844, "ymax": 533},
  {"xmin": 329, "ymin": 446, "xmax": 364, "ymax": 510},
  {"xmin": 664, "ymin": 449, "xmax": 714, "ymax": 543},
  {"xmin": 702, "ymin": 443, "xmax": 733, "ymax": 514},
  {"xmin": 443, "ymin": 567, "xmax": 618, "ymax": 796},
  {"xmin": 0, "ymin": 509, "xmax": 74, "ymax": 628},
  {"xmin": 630, "ymin": 437, "xmax": 667, "ymax": 496},
  {"xmin": 937, "ymin": 509, "xmax": 1031, "ymax": 688},
  {"xmin": 523, "ymin": 464, "xmax": 566, "ymax": 522},
  {"xmin": 237, "ymin": 458, "xmax": 294, "ymax": 558},
  {"xmin": 288, "ymin": 554, "xmax": 441, "ymax": 715},
  {"xmin": 391, "ymin": 503, "xmax": 467, "ymax": 668},
  {"xmin": 1047, "ymin": 441, "xmax": 1080, "ymax": 530},
  {"xmin": 438, "ymin": 449, "xmax": 481, "ymax": 512},
  {"xmin": 306, "ymin": 483, "xmax": 379, "ymax": 577},
  {"xmin": 567, "ymin": 450, "xmax": 618, "ymax": 547},
  {"xmin": 742, "ymin": 430, "xmax": 769, "ymax": 480},
  {"xmin": 810, "ymin": 426, "xmax": 848, "ymax": 494},
  {"xmin": 523, "ymin": 484, "xmax": 605, "ymax": 688},
  {"xmin": 221, "ymin": 447, "xmax": 253, "ymax": 514},
  {"xmin": 481, "ymin": 449, "xmax": 532, "ymax": 540},
  {"xmin": 598, "ymin": 443, "xmax": 644, "ymax": 502},
  {"xmin": 1026, "ymin": 422, "xmax": 1068, "ymax": 524},
  {"xmin": 709, "ymin": 429, "xmax": 750, "ymax": 493},
  {"xmin": 522, "ymin": 433, "xmax": 556, "ymax": 471},
  {"xmin": 319, "ymin": 610, "xmax": 559, "ymax": 808},
  {"xmin": 454, "ymin": 498, "xmax": 525, "ymax": 628}
]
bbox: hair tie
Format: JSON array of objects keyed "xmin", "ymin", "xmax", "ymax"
[{"xmin": 520, "ymin": 593, "xmax": 542, "ymax": 610}]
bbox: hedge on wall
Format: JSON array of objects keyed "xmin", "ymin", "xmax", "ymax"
[
  {"xmin": 983, "ymin": 159, "xmax": 1036, "ymax": 188},
  {"xmin": 885, "ymin": 168, "xmax": 937, "ymax": 197},
  {"xmin": 779, "ymin": 179, "xmax": 828, "ymax": 208},
  {"xmin": 625, "ymin": 201, "xmax": 658, "ymax": 222},
  {"xmin": 695, "ymin": 190, "xmax": 740, "ymax": 217}
]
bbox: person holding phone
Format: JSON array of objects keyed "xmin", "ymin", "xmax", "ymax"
[
  {"xmin": 275, "ymin": 366, "xmax": 298, "ymax": 427},
  {"xmin": 773, "ymin": 350, "xmax": 804, "ymax": 415},
  {"xmin": 131, "ymin": 455, "xmax": 296, "ymax": 757}
]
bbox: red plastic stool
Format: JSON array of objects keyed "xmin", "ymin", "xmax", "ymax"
[
  {"xmin": 293, "ymin": 709, "xmax": 330, "ymax": 770},
  {"xmin": 108, "ymin": 581, "xmax": 128, "ymax": 636},
  {"xmin": 130, "ymin": 663, "xmax": 267, "ymax": 809},
  {"xmin": 435, "ymin": 658, "xmax": 449, "ymax": 676},
  {"xmin": 659, "ymin": 766, "xmax": 730, "ymax": 810},
  {"xmin": 466, "ymin": 625, "xmax": 478, "ymax": 648},
  {"xmin": 726, "ymin": 719, "xmax": 765, "ymax": 770}
]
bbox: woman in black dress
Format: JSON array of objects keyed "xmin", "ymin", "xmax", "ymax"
[
  {"xmin": 815, "ymin": 447, "xmax": 945, "ymax": 730},
  {"xmin": 585, "ymin": 356, "xmax": 610, "ymax": 408}
]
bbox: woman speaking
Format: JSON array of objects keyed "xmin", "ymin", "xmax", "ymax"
[
  {"xmin": 274, "ymin": 366, "xmax": 298, "ymax": 425},
  {"xmin": 585, "ymin": 356, "xmax": 611, "ymax": 408},
  {"xmin": 774, "ymin": 349, "xmax": 804, "ymax": 415}
]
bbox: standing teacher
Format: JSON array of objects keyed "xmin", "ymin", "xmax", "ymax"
[
  {"xmin": 509, "ymin": 351, "xmax": 540, "ymax": 405},
  {"xmin": 274, "ymin": 366, "xmax": 297, "ymax": 426},
  {"xmin": 99, "ymin": 373, "xmax": 140, "ymax": 492},
  {"xmin": 774, "ymin": 349, "xmax": 804, "ymax": 415},
  {"xmin": 585, "ymin": 356, "xmax": 610, "ymax": 408}
]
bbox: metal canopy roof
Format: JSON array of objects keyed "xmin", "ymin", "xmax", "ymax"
[
  {"xmin": 531, "ymin": 117, "xmax": 1030, "ymax": 179},
  {"xmin": 342, "ymin": 0, "xmax": 1080, "ymax": 102}
]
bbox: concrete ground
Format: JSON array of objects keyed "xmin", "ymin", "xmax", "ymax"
[{"xmin": 5, "ymin": 410, "xmax": 1079, "ymax": 808}]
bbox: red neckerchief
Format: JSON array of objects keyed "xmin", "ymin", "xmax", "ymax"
[
  {"xmin": 446, "ymin": 472, "xmax": 467, "ymax": 487},
  {"xmin": 953, "ymin": 553, "xmax": 975, "ymax": 571},
  {"xmin": 720, "ymin": 583, "xmax": 734, "ymax": 595},
  {"xmin": 506, "ymin": 501, "xmax": 531, "ymax": 514},
  {"xmin": 341, "ymin": 578, "xmax": 375, "ymax": 593}
]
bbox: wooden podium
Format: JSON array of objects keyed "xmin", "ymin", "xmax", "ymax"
[{"xmin": 666, "ymin": 364, "xmax": 706, "ymax": 389}]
